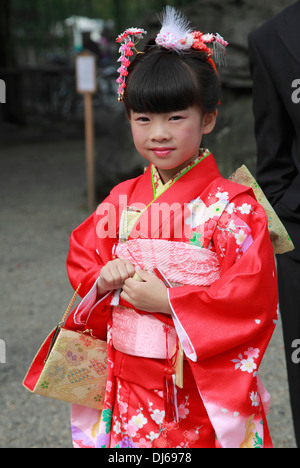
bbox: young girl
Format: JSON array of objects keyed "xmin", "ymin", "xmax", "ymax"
[{"xmin": 66, "ymin": 7, "xmax": 278, "ymax": 448}]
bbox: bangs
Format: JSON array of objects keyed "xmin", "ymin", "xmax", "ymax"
[{"xmin": 125, "ymin": 51, "xmax": 199, "ymax": 114}]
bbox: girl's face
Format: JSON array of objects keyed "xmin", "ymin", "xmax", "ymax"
[{"xmin": 129, "ymin": 106, "xmax": 217, "ymax": 183}]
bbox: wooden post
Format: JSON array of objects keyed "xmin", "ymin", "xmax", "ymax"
[
  {"xmin": 75, "ymin": 51, "xmax": 97, "ymax": 212},
  {"xmin": 84, "ymin": 91, "xmax": 95, "ymax": 212}
]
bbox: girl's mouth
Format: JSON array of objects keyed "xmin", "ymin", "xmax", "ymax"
[{"xmin": 151, "ymin": 148, "xmax": 175, "ymax": 157}]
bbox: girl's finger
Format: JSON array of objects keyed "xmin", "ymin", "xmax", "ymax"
[{"xmin": 123, "ymin": 259, "xmax": 136, "ymax": 277}]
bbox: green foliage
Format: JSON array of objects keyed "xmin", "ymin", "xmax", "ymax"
[
  {"xmin": 11, "ymin": 0, "xmax": 193, "ymax": 36},
  {"xmin": 6, "ymin": 0, "xmax": 195, "ymax": 65}
]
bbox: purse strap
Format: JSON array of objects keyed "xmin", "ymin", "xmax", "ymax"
[{"xmin": 59, "ymin": 283, "xmax": 81, "ymax": 326}]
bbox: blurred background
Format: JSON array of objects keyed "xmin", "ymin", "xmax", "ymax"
[{"xmin": 0, "ymin": 0, "xmax": 297, "ymax": 448}]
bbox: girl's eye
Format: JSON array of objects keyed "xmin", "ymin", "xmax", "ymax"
[
  {"xmin": 136, "ymin": 116, "xmax": 150, "ymax": 122},
  {"xmin": 170, "ymin": 115, "xmax": 183, "ymax": 121}
]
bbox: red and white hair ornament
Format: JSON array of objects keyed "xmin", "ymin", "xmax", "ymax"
[{"xmin": 116, "ymin": 28, "xmax": 147, "ymax": 102}]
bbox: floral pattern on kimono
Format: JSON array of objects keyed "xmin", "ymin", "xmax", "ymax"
[{"xmin": 184, "ymin": 188, "xmax": 254, "ymax": 258}]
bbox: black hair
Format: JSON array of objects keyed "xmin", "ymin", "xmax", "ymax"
[{"xmin": 124, "ymin": 39, "xmax": 221, "ymax": 116}]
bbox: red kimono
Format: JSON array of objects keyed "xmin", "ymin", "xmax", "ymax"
[{"xmin": 66, "ymin": 150, "xmax": 278, "ymax": 448}]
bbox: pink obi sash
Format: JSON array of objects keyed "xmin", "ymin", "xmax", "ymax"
[
  {"xmin": 112, "ymin": 239, "xmax": 221, "ymax": 359},
  {"xmin": 114, "ymin": 239, "xmax": 220, "ymax": 286},
  {"xmin": 112, "ymin": 306, "xmax": 177, "ymax": 359}
]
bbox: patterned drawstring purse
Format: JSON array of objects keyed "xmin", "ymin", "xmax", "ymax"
[{"xmin": 23, "ymin": 285, "xmax": 108, "ymax": 410}]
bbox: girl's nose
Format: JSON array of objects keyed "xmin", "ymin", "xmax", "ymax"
[{"xmin": 150, "ymin": 122, "xmax": 171, "ymax": 142}]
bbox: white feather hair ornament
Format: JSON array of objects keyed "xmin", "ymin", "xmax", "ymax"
[{"xmin": 155, "ymin": 6, "xmax": 194, "ymax": 51}]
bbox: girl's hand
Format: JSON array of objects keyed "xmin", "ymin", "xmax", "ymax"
[
  {"xmin": 120, "ymin": 270, "xmax": 172, "ymax": 315},
  {"xmin": 97, "ymin": 259, "xmax": 135, "ymax": 297}
]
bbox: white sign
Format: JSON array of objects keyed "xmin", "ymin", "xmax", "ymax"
[{"xmin": 76, "ymin": 54, "xmax": 97, "ymax": 94}]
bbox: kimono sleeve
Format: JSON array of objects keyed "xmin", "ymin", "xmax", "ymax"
[
  {"xmin": 67, "ymin": 193, "xmax": 119, "ymax": 298},
  {"xmin": 65, "ymin": 193, "xmax": 121, "ymax": 337},
  {"xmin": 168, "ymin": 194, "xmax": 278, "ymax": 362}
]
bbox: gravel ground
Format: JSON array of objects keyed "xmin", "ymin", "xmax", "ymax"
[{"xmin": 0, "ymin": 137, "xmax": 297, "ymax": 448}]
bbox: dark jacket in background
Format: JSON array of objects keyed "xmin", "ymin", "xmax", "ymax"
[{"xmin": 249, "ymin": 0, "xmax": 300, "ymax": 448}]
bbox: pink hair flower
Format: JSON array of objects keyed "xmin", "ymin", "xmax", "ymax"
[
  {"xmin": 215, "ymin": 33, "xmax": 229, "ymax": 47},
  {"xmin": 116, "ymin": 32, "xmax": 129, "ymax": 43},
  {"xmin": 125, "ymin": 28, "xmax": 147, "ymax": 38},
  {"xmin": 117, "ymin": 66, "xmax": 129, "ymax": 77},
  {"xmin": 124, "ymin": 48, "xmax": 134, "ymax": 57},
  {"xmin": 119, "ymin": 57, "xmax": 131, "ymax": 67}
]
